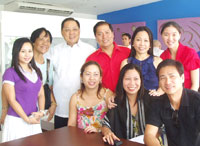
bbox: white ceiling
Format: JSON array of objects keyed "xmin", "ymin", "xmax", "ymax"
[{"xmin": 0, "ymin": 0, "xmax": 161, "ymax": 15}]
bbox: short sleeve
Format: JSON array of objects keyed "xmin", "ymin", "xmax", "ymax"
[
  {"xmin": 178, "ymin": 46, "xmax": 200, "ymax": 71},
  {"xmin": 146, "ymin": 98, "xmax": 162, "ymax": 128},
  {"xmin": 186, "ymin": 51, "xmax": 200, "ymax": 70},
  {"xmin": 2, "ymin": 68, "xmax": 15, "ymax": 85}
]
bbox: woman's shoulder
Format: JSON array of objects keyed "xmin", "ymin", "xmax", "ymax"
[
  {"xmin": 5, "ymin": 67, "xmax": 14, "ymax": 71},
  {"xmin": 100, "ymin": 88, "xmax": 114, "ymax": 99},
  {"xmin": 122, "ymin": 58, "xmax": 128, "ymax": 63},
  {"xmin": 3, "ymin": 67, "xmax": 19, "ymax": 82},
  {"xmin": 153, "ymin": 56, "xmax": 162, "ymax": 62},
  {"xmin": 153, "ymin": 56, "xmax": 163, "ymax": 67},
  {"xmin": 179, "ymin": 43, "xmax": 197, "ymax": 55},
  {"xmin": 178, "ymin": 44, "xmax": 200, "ymax": 67},
  {"xmin": 120, "ymin": 58, "xmax": 128, "ymax": 69},
  {"xmin": 70, "ymin": 91, "xmax": 80, "ymax": 103},
  {"xmin": 73, "ymin": 90, "xmax": 81, "ymax": 97},
  {"xmin": 3, "ymin": 67, "xmax": 15, "ymax": 76}
]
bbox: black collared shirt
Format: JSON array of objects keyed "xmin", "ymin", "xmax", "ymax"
[{"xmin": 147, "ymin": 88, "xmax": 200, "ymax": 146}]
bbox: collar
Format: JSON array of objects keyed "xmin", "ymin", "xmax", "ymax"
[
  {"xmin": 163, "ymin": 88, "xmax": 189, "ymax": 110},
  {"xmin": 180, "ymin": 88, "xmax": 189, "ymax": 106},
  {"xmin": 19, "ymin": 65, "xmax": 35, "ymax": 73},
  {"xmin": 96, "ymin": 42, "xmax": 121, "ymax": 55},
  {"xmin": 76, "ymin": 39, "xmax": 82, "ymax": 47},
  {"xmin": 165, "ymin": 43, "xmax": 183, "ymax": 58},
  {"xmin": 65, "ymin": 39, "xmax": 81, "ymax": 48},
  {"xmin": 175, "ymin": 43, "xmax": 184, "ymax": 59}
]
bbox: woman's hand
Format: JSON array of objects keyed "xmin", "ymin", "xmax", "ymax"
[
  {"xmin": 28, "ymin": 115, "xmax": 41, "ymax": 124},
  {"xmin": 47, "ymin": 104, "xmax": 56, "ymax": 121},
  {"xmin": 32, "ymin": 111, "xmax": 45, "ymax": 119},
  {"xmin": 84, "ymin": 126, "xmax": 98, "ymax": 133},
  {"xmin": 102, "ymin": 130, "xmax": 120, "ymax": 145},
  {"xmin": 107, "ymin": 96, "xmax": 117, "ymax": 109}
]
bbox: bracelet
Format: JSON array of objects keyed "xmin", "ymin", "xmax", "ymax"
[
  {"xmin": 27, "ymin": 116, "xmax": 32, "ymax": 124},
  {"xmin": 51, "ymin": 102, "xmax": 57, "ymax": 106},
  {"xmin": 2, "ymin": 106, "xmax": 8, "ymax": 110}
]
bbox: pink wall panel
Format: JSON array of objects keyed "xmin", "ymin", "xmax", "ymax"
[{"xmin": 112, "ymin": 22, "xmax": 146, "ymax": 45}]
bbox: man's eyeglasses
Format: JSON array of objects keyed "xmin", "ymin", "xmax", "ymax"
[{"xmin": 172, "ymin": 110, "xmax": 179, "ymax": 128}]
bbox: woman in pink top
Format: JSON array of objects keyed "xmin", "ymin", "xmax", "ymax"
[
  {"xmin": 160, "ymin": 21, "xmax": 200, "ymax": 91},
  {"xmin": 68, "ymin": 61, "xmax": 114, "ymax": 133}
]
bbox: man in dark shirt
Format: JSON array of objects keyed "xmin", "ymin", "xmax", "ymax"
[{"xmin": 144, "ymin": 59, "xmax": 200, "ymax": 146}]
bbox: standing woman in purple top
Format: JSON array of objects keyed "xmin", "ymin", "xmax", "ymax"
[{"xmin": 2, "ymin": 38, "xmax": 45, "ymax": 142}]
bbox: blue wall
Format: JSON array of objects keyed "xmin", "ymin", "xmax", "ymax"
[{"xmin": 98, "ymin": 0, "xmax": 200, "ymax": 39}]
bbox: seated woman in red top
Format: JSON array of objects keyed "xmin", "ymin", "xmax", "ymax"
[{"xmin": 160, "ymin": 21, "xmax": 200, "ymax": 91}]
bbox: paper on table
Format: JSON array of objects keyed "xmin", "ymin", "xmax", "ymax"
[{"xmin": 129, "ymin": 135, "xmax": 144, "ymax": 144}]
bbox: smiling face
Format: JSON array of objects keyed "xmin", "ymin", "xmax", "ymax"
[
  {"xmin": 161, "ymin": 26, "xmax": 181, "ymax": 50},
  {"xmin": 123, "ymin": 69, "xmax": 141, "ymax": 97},
  {"xmin": 133, "ymin": 31, "xmax": 150, "ymax": 55},
  {"xmin": 33, "ymin": 31, "xmax": 51, "ymax": 54},
  {"xmin": 62, "ymin": 20, "xmax": 80, "ymax": 47},
  {"xmin": 95, "ymin": 24, "xmax": 114, "ymax": 50},
  {"xmin": 18, "ymin": 42, "xmax": 33, "ymax": 66},
  {"xmin": 159, "ymin": 66, "xmax": 184, "ymax": 96},
  {"xmin": 81, "ymin": 64, "xmax": 102, "ymax": 90}
]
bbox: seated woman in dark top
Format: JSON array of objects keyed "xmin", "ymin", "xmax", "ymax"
[{"xmin": 101, "ymin": 63, "xmax": 152, "ymax": 145}]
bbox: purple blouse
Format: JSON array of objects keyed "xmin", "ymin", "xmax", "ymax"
[{"xmin": 3, "ymin": 67, "xmax": 42, "ymax": 117}]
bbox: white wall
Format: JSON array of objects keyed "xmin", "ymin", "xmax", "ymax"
[{"xmin": 1, "ymin": 11, "xmax": 98, "ymax": 38}]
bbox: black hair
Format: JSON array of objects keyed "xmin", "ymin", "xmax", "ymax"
[
  {"xmin": 129, "ymin": 26, "xmax": 153, "ymax": 58},
  {"xmin": 160, "ymin": 21, "xmax": 182, "ymax": 35},
  {"xmin": 30, "ymin": 27, "xmax": 53, "ymax": 43},
  {"xmin": 11, "ymin": 37, "xmax": 42, "ymax": 82},
  {"xmin": 93, "ymin": 21, "xmax": 113, "ymax": 36},
  {"xmin": 115, "ymin": 63, "xmax": 145, "ymax": 107},
  {"xmin": 156, "ymin": 59, "xmax": 184, "ymax": 78},
  {"xmin": 122, "ymin": 33, "xmax": 131, "ymax": 39},
  {"xmin": 61, "ymin": 17, "xmax": 80, "ymax": 30}
]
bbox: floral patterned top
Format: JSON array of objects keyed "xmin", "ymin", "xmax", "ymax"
[
  {"xmin": 132, "ymin": 115, "xmax": 139, "ymax": 137},
  {"xmin": 76, "ymin": 90, "xmax": 108, "ymax": 132}
]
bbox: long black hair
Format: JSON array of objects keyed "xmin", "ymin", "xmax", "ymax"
[
  {"xmin": 11, "ymin": 37, "xmax": 42, "ymax": 82},
  {"xmin": 129, "ymin": 26, "xmax": 153, "ymax": 58},
  {"xmin": 115, "ymin": 63, "xmax": 145, "ymax": 107}
]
